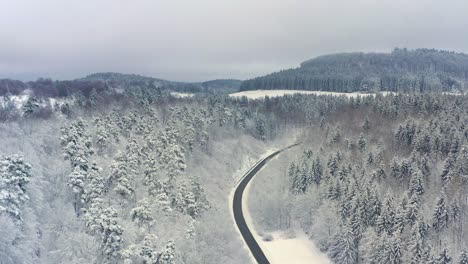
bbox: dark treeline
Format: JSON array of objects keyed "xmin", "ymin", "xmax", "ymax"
[
  {"xmin": 0, "ymin": 73, "xmax": 241, "ymax": 99},
  {"xmin": 241, "ymin": 48, "xmax": 468, "ymax": 93},
  {"xmin": 0, "ymin": 78, "xmax": 108, "ymax": 98}
]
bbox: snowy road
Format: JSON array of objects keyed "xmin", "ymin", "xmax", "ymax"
[{"xmin": 232, "ymin": 144, "xmax": 299, "ymax": 264}]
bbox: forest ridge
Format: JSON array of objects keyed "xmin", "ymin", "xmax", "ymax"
[{"xmin": 241, "ymin": 48, "xmax": 468, "ymax": 93}]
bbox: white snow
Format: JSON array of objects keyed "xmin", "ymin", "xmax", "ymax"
[
  {"xmin": 170, "ymin": 92, "xmax": 194, "ymax": 98},
  {"xmin": 257, "ymin": 230, "xmax": 331, "ymax": 264},
  {"xmin": 0, "ymin": 94, "xmax": 71, "ymax": 109},
  {"xmin": 231, "ymin": 148, "xmax": 331, "ymax": 264},
  {"xmin": 442, "ymin": 91, "xmax": 465, "ymax": 96},
  {"xmin": 0, "ymin": 94, "xmax": 29, "ymax": 109},
  {"xmin": 229, "ymin": 89, "xmax": 395, "ymax": 99}
]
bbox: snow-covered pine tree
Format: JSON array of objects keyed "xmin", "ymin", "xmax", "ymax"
[
  {"xmin": 22, "ymin": 96, "xmax": 40, "ymax": 117},
  {"xmin": 406, "ymin": 193, "xmax": 420, "ymax": 226},
  {"xmin": 0, "ymin": 155, "xmax": 32, "ymax": 224},
  {"xmin": 94, "ymin": 117, "xmax": 111, "ymax": 153},
  {"xmin": 458, "ymin": 251, "xmax": 468, "ymax": 264},
  {"xmin": 86, "ymin": 163, "xmax": 107, "ymax": 204},
  {"xmin": 441, "ymin": 154, "xmax": 456, "ymax": 186},
  {"xmin": 60, "ymin": 119, "xmax": 94, "ymax": 170},
  {"xmin": 131, "ymin": 199, "xmax": 154, "ymax": 230},
  {"xmin": 162, "ymin": 143, "xmax": 186, "ymax": 184},
  {"xmin": 157, "ymin": 240, "xmax": 176, "ymax": 264},
  {"xmin": 68, "ymin": 166, "xmax": 87, "ymax": 215},
  {"xmin": 363, "ymin": 117, "xmax": 370, "ymax": 133},
  {"xmin": 312, "ymin": 156, "xmax": 323, "ymax": 185},
  {"xmin": 100, "ymin": 206, "xmax": 124, "ymax": 259},
  {"xmin": 409, "ymin": 167, "xmax": 425, "ymax": 196},
  {"xmin": 432, "ymin": 190, "xmax": 450, "ymax": 233},
  {"xmin": 407, "ymin": 229, "xmax": 425, "ymax": 264},
  {"xmin": 109, "ymin": 152, "xmax": 135, "ymax": 199},
  {"xmin": 436, "ymin": 247, "xmax": 453, "ymax": 264},
  {"xmin": 328, "ymin": 224, "xmax": 358, "ymax": 264},
  {"xmin": 389, "ymin": 158, "xmax": 401, "ymax": 180},
  {"xmin": 358, "ymin": 133, "xmax": 367, "ymax": 152},
  {"xmin": 385, "ymin": 234, "xmax": 403, "ymax": 264},
  {"xmin": 376, "ymin": 190, "xmax": 396, "ymax": 235}
]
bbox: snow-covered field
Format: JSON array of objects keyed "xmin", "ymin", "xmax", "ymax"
[
  {"xmin": 170, "ymin": 92, "xmax": 194, "ymax": 98},
  {"xmin": 258, "ymin": 230, "xmax": 331, "ymax": 264},
  {"xmin": 229, "ymin": 89, "xmax": 395, "ymax": 99}
]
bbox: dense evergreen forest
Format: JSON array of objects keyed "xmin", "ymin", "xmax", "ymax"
[
  {"xmin": 249, "ymin": 92, "xmax": 468, "ymax": 264},
  {"xmin": 241, "ymin": 48, "xmax": 468, "ymax": 93}
]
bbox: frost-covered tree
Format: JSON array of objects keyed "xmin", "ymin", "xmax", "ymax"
[
  {"xmin": 441, "ymin": 154, "xmax": 456, "ymax": 186},
  {"xmin": 131, "ymin": 199, "xmax": 154, "ymax": 230},
  {"xmin": 328, "ymin": 224, "xmax": 358, "ymax": 264},
  {"xmin": 409, "ymin": 168, "xmax": 425, "ymax": 196},
  {"xmin": 432, "ymin": 191, "xmax": 450, "ymax": 233},
  {"xmin": 94, "ymin": 117, "xmax": 111, "ymax": 153},
  {"xmin": 68, "ymin": 166, "xmax": 87, "ymax": 215},
  {"xmin": 163, "ymin": 144, "xmax": 186, "ymax": 183},
  {"xmin": 363, "ymin": 117, "xmax": 370, "ymax": 133},
  {"xmin": 86, "ymin": 163, "xmax": 107, "ymax": 204},
  {"xmin": 458, "ymin": 251, "xmax": 468, "ymax": 264},
  {"xmin": 185, "ymin": 219, "xmax": 196, "ymax": 239},
  {"xmin": 157, "ymin": 240, "xmax": 176, "ymax": 264},
  {"xmin": 406, "ymin": 193, "xmax": 420, "ymax": 226},
  {"xmin": 358, "ymin": 133, "xmax": 367, "ymax": 152},
  {"xmin": 110, "ymin": 152, "xmax": 137, "ymax": 199},
  {"xmin": 312, "ymin": 156, "xmax": 323, "ymax": 184},
  {"xmin": 174, "ymin": 184, "xmax": 208, "ymax": 218},
  {"xmin": 22, "ymin": 96, "xmax": 40, "ymax": 117},
  {"xmin": 0, "ymin": 155, "xmax": 32, "ymax": 224},
  {"xmin": 377, "ymin": 190, "xmax": 396, "ymax": 234},
  {"xmin": 384, "ymin": 234, "xmax": 403, "ymax": 264},
  {"xmin": 437, "ymin": 247, "xmax": 453, "ymax": 264},
  {"xmin": 61, "ymin": 119, "xmax": 94, "ymax": 170},
  {"xmin": 407, "ymin": 231, "xmax": 425, "ymax": 264},
  {"xmin": 100, "ymin": 207, "xmax": 124, "ymax": 259}
]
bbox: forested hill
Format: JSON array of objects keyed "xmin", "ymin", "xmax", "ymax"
[
  {"xmin": 82, "ymin": 72, "xmax": 241, "ymax": 94},
  {"xmin": 0, "ymin": 73, "xmax": 241, "ymax": 98},
  {"xmin": 240, "ymin": 48, "xmax": 468, "ymax": 93}
]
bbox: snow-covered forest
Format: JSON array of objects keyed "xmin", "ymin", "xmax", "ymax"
[
  {"xmin": 249, "ymin": 93, "xmax": 468, "ymax": 263},
  {"xmin": 0, "ymin": 76, "xmax": 467, "ymax": 264}
]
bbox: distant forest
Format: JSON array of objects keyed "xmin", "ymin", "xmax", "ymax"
[
  {"xmin": 0, "ymin": 73, "xmax": 240, "ymax": 98},
  {"xmin": 241, "ymin": 48, "xmax": 468, "ymax": 93}
]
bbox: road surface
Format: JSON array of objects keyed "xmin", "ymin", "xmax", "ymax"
[{"xmin": 232, "ymin": 144, "xmax": 298, "ymax": 264}]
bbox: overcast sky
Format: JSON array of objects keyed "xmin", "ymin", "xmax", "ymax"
[{"xmin": 1, "ymin": 0, "xmax": 468, "ymax": 82}]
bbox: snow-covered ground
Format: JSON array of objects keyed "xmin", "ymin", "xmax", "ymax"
[
  {"xmin": 170, "ymin": 92, "xmax": 194, "ymax": 98},
  {"xmin": 0, "ymin": 94, "xmax": 71, "ymax": 109},
  {"xmin": 257, "ymin": 230, "xmax": 331, "ymax": 264},
  {"xmin": 229, "ymin": 89, "xmax": 395, "ymax": 99},
  {"xmin": 231, "ymin": 149, "xmax": 331, "ymax": 264}
]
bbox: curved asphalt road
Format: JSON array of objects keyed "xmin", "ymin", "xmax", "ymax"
[{"xmin": 233, "ymin": 144, "xmax": 299, "ymax": 264}]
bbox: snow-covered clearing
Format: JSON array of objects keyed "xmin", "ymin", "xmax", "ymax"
[
  {"xmin": 170, "ymin": 92, "xmax": 194, "ymax": 98},
  {"xmin": 231, "ymin": 149, "xmax": 330, "ymax": 264},
  {"xmin": 257, "ymin": 230, "xmax": 331, "ymax": 264},
  {"xmin": 229, "ymin": 89, "xmax": 395, "ymax": 99}
]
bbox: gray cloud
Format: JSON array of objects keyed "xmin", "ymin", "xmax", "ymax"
[{"xmin": 1, "ymin": 0, "xmax": 468, "ymax": 81}]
